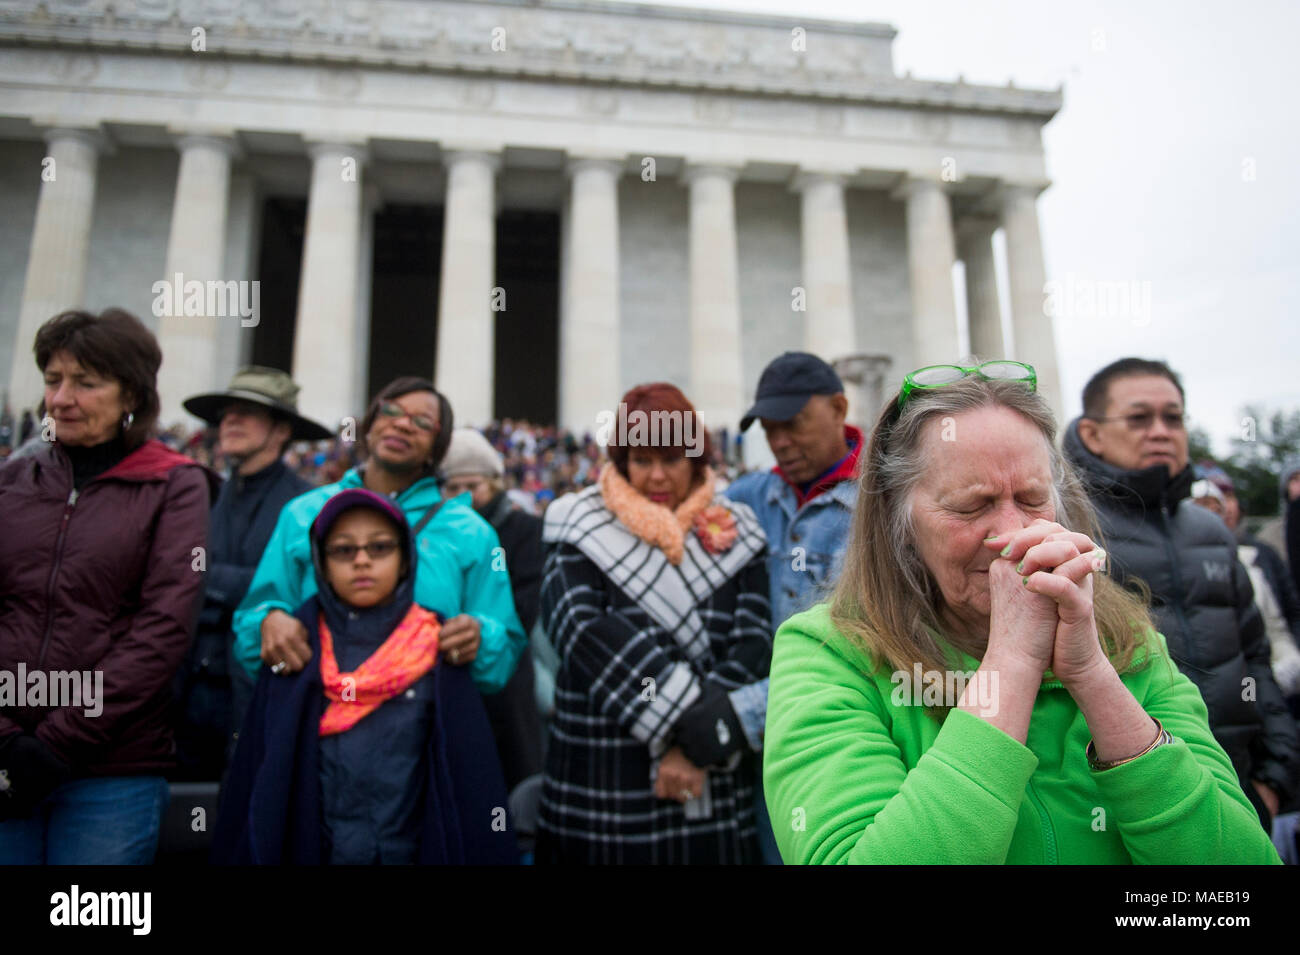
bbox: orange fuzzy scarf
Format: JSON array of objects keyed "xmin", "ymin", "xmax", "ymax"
[
  {"xmin": 598, "ymin": 462, "xmax": 716, "ymax": 565},
  {"xmin": 317, "ymin": 604, "xmax": 442, "ymax": 736}
]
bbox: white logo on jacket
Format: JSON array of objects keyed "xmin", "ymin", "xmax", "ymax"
[{"xmin": 1202, "ymin": 560, "xmax": 1231, "ymax": 583}]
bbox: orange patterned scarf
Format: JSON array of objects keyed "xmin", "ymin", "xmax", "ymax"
[
  {"xmin": 598, "ymin": 462, "xmax": 716, "ymax": 565},
  {"xmin": 317, "ymin": 605, "xmax": 441, "ymax": 736}
]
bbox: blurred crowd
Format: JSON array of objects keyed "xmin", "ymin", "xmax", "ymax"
[{"xmin": 138, "ymin": 416, "xmax": 747, "ymax": 513}]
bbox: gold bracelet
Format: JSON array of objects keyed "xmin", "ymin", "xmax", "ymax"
[{"xmin": 1086, "ymin": 718, "xmax": 1172, "ymax": 772}]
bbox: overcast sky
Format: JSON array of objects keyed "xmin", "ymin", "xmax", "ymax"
[{"xmin": 624, "ymin": 0, "xmax": 1300, "ymax": 454}]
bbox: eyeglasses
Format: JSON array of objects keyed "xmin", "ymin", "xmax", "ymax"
[
  {"xmin": 1090, "ymin": 410, "xmax": 1185, "ymax": 432},
  {"xmin": 898, "ymin": 360, "xmax": 1037, "ymax": 409},
  {"xmin": 324, "ymin": 539, "xmax": 400, "ymax": 562},
  {"xmin": 379, "ymin": 401, "xmax": 437, "ymax": 434}
]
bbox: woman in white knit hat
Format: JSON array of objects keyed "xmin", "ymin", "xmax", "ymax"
[{"xmin": 441, "ymin": 428, "xmax": 545, "ymax": 791}]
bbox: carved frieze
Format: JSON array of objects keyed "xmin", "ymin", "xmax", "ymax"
[{"xmin": 0, "ymin": 0, "xmax": 1061, "ymax": 118}]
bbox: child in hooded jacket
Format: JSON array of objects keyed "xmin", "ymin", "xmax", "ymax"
[{"xmin": 213, "ymin": 488, "xmax": 515, "ymax": 864}]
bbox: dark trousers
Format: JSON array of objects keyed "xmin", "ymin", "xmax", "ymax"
[
  {"xmin": 481, "ymin": 647, "xmax": 544, "ymax": 792},
  {"xmin": 1241, "ymin": 772, "xmax": 1275, "ymax": 832}
]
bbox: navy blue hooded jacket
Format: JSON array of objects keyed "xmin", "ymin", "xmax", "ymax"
[{"xmin": 211, "ymin": 491, "xmax": 516, "ymax": 864}]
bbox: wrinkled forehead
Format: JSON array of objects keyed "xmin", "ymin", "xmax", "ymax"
[{"xmin": 915, "ymin": 407, "xmax": 1054, "ymax": 490}]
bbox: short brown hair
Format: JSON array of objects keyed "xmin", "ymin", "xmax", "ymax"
[{"xmin": 34, "ymin": 308, "xmax": 161, "ymax": 449}]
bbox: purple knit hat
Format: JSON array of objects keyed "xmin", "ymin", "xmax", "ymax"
[{"xmin": 311, "ymin": 488, "xmax": 409, "ymax": 551}]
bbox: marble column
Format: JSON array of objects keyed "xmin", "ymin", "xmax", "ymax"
[
  {"xmin": 352, "ymin": 183, "xmax": 380, "ymax": 420},
  {"xmin": 1001, "ymin": 183, "xmax": 1062, "ymax": 415},
  {"xmin": 956, "ymin": 215, "xmax": 1004, "ymax": 360},
  {"xmin": 8, "ymin": 126, "xmax": 106, "ymax": 412},
  {"xmin": 218, "ymin": 170, "xmax": 261, "ymax": 384},
  {"xmin": 291, "ymin": 141, "xmax": 368, "ymax": 432},
  {"xmin": 434, "ymin": 150, "xmax": 499, "ymax": 427},
  {"xmin": 794, "ymin": 171, "xmax": 856, "ymax": 361},
  {"xmin": 156, "ymin": 132, "xmax": 240, "ymax": 423},
  {"xmin": 560, "ymin": 157, "xmax": 622, "ymax": 435},
  {"xmin": 895, "ymin": 176, "xmax": 960, "ymax": 369},
  {"xmin": 832, "ymin": 353, "xmax": 893, "ymax": 429},
  {"xmin": 684, "ymin": 163, "xmax": 744, "ymax": 430}
]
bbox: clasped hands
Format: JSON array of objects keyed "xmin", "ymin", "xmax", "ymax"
[
  {"xmin": 983, "ymin": 518, "xmax": 1111, "ymax": 687},
  {"xmin": 260, "ymin": 608, "xmax": 481, "ymax": 673}
]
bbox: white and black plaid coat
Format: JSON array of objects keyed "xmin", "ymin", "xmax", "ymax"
[{"xmin": 534, "ymin": 485, "xmax": 772, "ymax": 864}]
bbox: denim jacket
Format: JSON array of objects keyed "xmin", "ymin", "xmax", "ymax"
[{"xmin": 722, "ymin": 470, "xmax": 857, "ymax": 749}]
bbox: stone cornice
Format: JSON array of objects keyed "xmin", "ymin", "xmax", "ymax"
[
  {"xmin": 0, "ymin": 0, "xmax": 1063, "ymax": 120},
  {"xmin": 34, "ymin": 120, "xmax": 114, "ymax": 154}
]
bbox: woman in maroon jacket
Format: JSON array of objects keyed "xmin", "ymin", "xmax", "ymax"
[{"xmin": 0, "ymin": 308, "xmax": 216, "ymax": 864}]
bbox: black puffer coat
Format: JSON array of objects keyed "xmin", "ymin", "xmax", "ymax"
[
  {"xmin": 1064, "ymin": 420, "xmax": 1297, "ymax": 801},
  {"xmin": 473, "ymin": 492, "xmax": 543, "ymax": 789}
]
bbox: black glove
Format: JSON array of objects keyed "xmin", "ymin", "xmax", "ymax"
[
  {"xmin": 0, "ymin": 734, "xmax": 71, "ymax": 820},
  {"xmin": 674, "ymin": 690, "xmax": 745, "ymax": 768}
]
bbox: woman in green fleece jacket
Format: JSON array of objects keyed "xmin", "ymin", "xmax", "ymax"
[{"xmin": 764, "ymin": 364, "xmax": 1281, "ymax": 865}]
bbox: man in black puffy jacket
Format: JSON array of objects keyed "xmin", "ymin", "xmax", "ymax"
[{"xmin": 1064, "ymin": 357, "xmax": 1298, "ymax": 829}]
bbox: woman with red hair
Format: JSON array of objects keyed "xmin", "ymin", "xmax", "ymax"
[{"xmin": 536, "ymin": 383, "xmax": 772, "ymax": 863}]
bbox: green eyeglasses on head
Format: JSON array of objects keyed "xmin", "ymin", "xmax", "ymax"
[{"xmin": 897, "ymin": 360, "xmax": 1037, "ymax": 409}]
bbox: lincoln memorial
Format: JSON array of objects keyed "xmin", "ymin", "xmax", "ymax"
[{"xmin": 0, "ymin": 0, "xmax": 1064, "ymax": 436}]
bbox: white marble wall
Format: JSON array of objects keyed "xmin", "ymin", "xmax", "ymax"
[
  {"xmin": 848, "ymin": 190, "xmax": 915, "ymax": 401},
  {"xmin": 81, "ymin": 148, "xmax": 177, "ymax": 334},
  {"xmin": 616, "ymin": 177, "xmax": 690, "ymax": 408},
  {"xmin": 614, "ymin": 177, "xmax": 914, "ymax": 430},
  {"xmin": 735, "ymin": 182, "xmax": 802, "ymax": 405},
  {"xmin": 1, "ymin": 144, "xmax": 266, "ymax": 417},
  {"xmin": 0, "ymin": 149, "xmax": 926, "ymax": 428}
]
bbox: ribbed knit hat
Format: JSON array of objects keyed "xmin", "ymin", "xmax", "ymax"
[{"xmin": 440, "ymin": 428, "xmax": 504, "ymax": 479}]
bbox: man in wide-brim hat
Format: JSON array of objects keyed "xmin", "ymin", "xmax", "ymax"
[
  {"xmin": 173, "ymin": 367, "xmax": 331, "ymax": 781},
  {"xmin": 183, "ymin": 365, "xmax": 333, "ymax": 444}
]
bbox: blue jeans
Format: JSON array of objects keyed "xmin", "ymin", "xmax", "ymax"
[{"xmin": 0, "ymin": 776, "xmax": 168, "ymax": 865}]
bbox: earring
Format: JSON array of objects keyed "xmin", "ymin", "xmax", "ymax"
[{"xmin": 122, "ymin": 411, "xmax": 135, "ymax": 431}]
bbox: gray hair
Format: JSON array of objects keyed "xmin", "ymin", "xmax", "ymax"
[
  {"xmin": 830, "ymin": 372, "xmax": 1155, "ymax": 691},
  {"xmin": 850, "ymin": 376, "xmax": 1091, "ymax": 635}
]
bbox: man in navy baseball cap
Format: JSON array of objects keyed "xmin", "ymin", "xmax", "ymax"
[
  {"xmin": 739, "ymin": 351, "xmax": 845, "ymax": 433},
  {"xmin": 723, "ymin": 350, "xmax": 864, "ymax": 865},
  {"xmin": 737, "ymin": 351, "xmax": 856, "ymax": 494}
]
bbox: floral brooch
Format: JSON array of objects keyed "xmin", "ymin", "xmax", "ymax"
[{"xmin": 693, "ymin": 505, "xmax": 738, "ymax": 555}]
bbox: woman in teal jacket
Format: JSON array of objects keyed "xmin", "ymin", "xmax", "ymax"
[
  {"xmin": 232, "ymin": 377, "xmax": 526, "ymax": 696},
  {"xmin": 764, "ymin": 364, "xmax": 1280, "ymax": 865}
]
